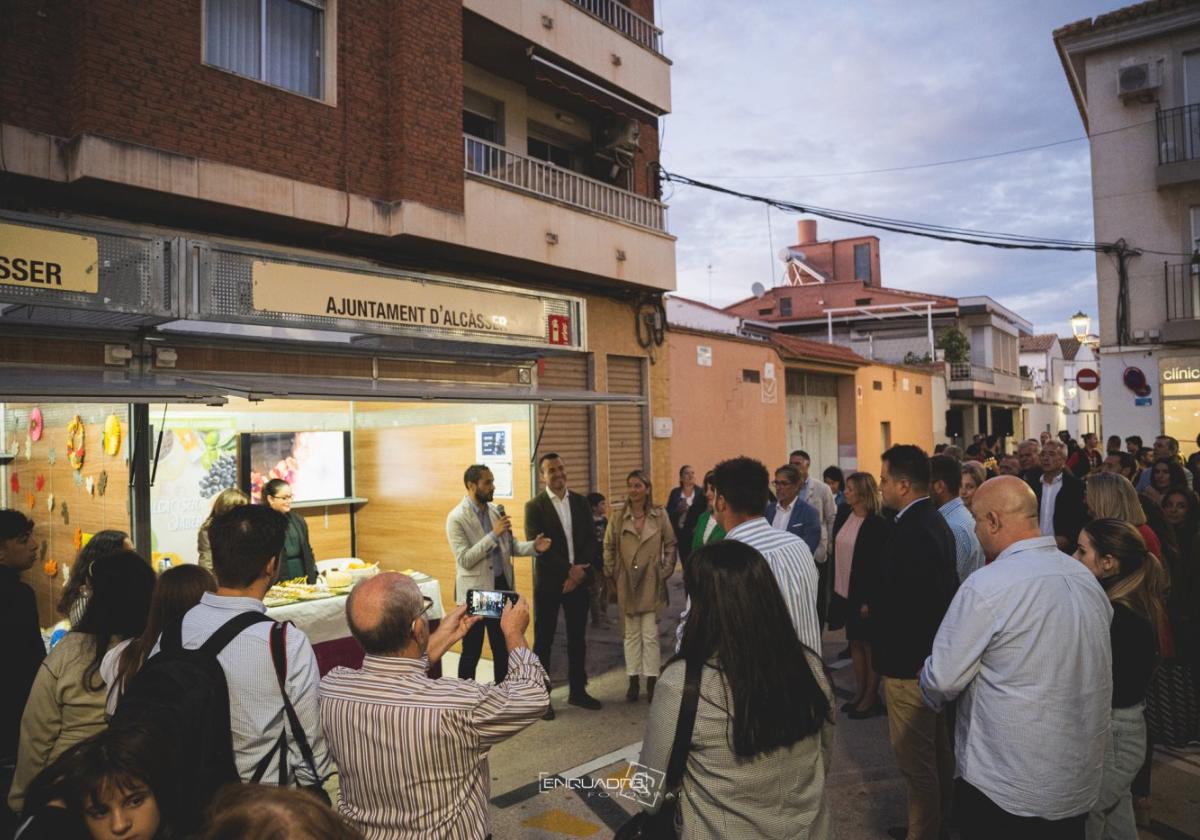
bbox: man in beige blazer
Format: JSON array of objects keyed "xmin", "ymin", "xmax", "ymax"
[{"xmin": 447, "ymin": 464, "xmax": 549, "ymax": 684}]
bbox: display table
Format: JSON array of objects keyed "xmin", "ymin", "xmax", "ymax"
[{"xmin": 267, "ymin": 577, "xmax": 444, "ymax": 677}]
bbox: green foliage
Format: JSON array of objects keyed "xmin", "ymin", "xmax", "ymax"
[
  {"xmin": 935, "ymin": 329, "xmax": 971, "ymax": 364},
  {"xmin": 903, "ymin": 351, "xmax": 932, "ymax": 365}
]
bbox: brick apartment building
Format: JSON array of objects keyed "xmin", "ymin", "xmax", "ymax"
[{"xmin": 0, "ymin": 1, "xmax": 675, "ymax": 619}]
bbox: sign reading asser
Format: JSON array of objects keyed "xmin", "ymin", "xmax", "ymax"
[
  {"xmin": 252, "ymin": 261, "xmax": 548, "ymax": 339},
  {"xmin": 0, "ymin": 223, "xmax": 99, "ymax": 294}
]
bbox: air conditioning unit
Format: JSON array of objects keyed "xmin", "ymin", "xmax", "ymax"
[{"xmin": 1118, "ymin": 61, "xmax": 1161, "ymax": 101}]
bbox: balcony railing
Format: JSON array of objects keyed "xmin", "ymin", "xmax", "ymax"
[
  {"xmin": 949, "ymin": 363, "xmax": 995, "ymax": 383},
  {"xmin": 565, "ymin": 0, "xmax": 664, "ymax": 55},
  {"xmin": 464, "ymin": 135, "xmax": 668, "ymax": 232},
  {"xmin": 1165, "ymin": 261, "xmax": 1200, "ymax": 321},
  {"xmin": 1158, "ymin": 104, "xmax": 1200, "ymax": 164}
]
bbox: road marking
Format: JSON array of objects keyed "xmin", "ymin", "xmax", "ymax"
[
  {"xmin": 558, "ymin": 741, "xmax": 644, "ymax": 781},
  {"xmin": 520, "ymin": 808, "xmax": 603, "ymax": 837}
]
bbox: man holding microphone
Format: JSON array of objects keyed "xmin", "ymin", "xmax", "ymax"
[{"xmin": 447, "ymin": 464, "xmax": 550, "ymax": 684}]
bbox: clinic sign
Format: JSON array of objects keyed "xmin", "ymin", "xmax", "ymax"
[
  {"xmin": 1162, "ymin": 361, "xmax": 1200, "ymax": 383},
  {"xmin": 252, "ymin": 261, "xmax": 551, "ymax": 340},
  {"xmin": 0, "ymin": 222, "xmax": 99, "ymax": 294}
]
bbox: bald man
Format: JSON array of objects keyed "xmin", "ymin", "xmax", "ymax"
[
  {"xmin": 319, "ymin": 574, "xmax": 548, "ymax": 839},
  {"xmin": 919, "ymin": 477, "xmax": 1112, "ymax": 840}
]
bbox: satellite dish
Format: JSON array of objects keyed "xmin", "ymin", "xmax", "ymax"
[{"xmin": 751, "ymin": 282, "xmax": 767, "ymax": 298}]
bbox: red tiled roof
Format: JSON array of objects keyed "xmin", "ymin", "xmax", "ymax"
[
  {"xmin": 1060, "ymin": 337, "xmax": 1082, "ymax": 360},
  {"xmin": 725, "ymin": 281, "xmax": 957, "ymax": 322},
  {"xmin": 1020, "ymin": 334, "xmax": 1059, "ymax": 353},
  {"xmin": 769, "ymin": 333, "xmax": 868, "ymax": 367},
  {"xmin": 1053, "ymin": 0, "xmax": 1200, "ymax": 40}
]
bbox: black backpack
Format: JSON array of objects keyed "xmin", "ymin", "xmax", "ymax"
[{"xmin": 110, "ymin": 612, "xmax": 323, "ymax": 830}]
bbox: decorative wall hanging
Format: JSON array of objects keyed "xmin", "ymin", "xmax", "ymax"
[
  {"xmin": 60, "ymin": 501, "xmax": 69, "ymax": 524},
  {"xmin": 73, "ymin": 528, "xmax": 83, "ymax": 551},
  {"xmin": 25, "ymin": 492, "xmax": 35, "ymax": 510},
  {"xmin": 47, "ymin": 447, "xmax": 57, "ymax": 466},
  {"xmin": 103, "ymin": 415, "xmax": 122, "ymax": 457},
  {"xmin": 72, "ymin": 470, "xmax": 83, "ymax": 487},
  {"xmin": 66, "ymin": 415, "xmax": 85, "ymax": 470},
  {"xmin": 47, "ymin": 493, "xmax": 54, "ymax": 512},
  {"xmin": 23, "ymin": 437, "xmax": 31, "ymax": 460},
  {"xmin": 8, "ymin": 474, "xmax": 18, "ymax": 494},
  {"xmin": 35, "ymin": 475, "xmax": 45, "ymax": 492},
  {"xmin": 40, "ymin": 541, "xmax": 48, "ymax": 562},
  {"xmin": 29, "ymin": 407, "xmax": 44, "ymax": 442},
  {"xmin": 85, "ymin": 476, "xmax": 95, "ymax": 496},
  {"xmin": 43, "ymin": 558, "xmax": 58, "ymax": 578},
  {"xmin": 98, "ymin": 471, "xmax": 108, "ymax": 497}
]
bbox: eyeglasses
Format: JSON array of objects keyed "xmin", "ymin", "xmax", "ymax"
[
  {"xmin": 270, "ymin": 493, "xmax": 294, "ymax": 501},
  {"xmin": 771, "ymin": 480, "xmax": 795, "ymax": 487}
]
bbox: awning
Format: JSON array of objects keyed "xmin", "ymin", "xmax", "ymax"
[
  {"xmin": 0, "ymin": 365, "xmax": 644, "ymax": 406},
  {"xmin": 528, "ymin": 51, "xmax": 664, "ymax": 120}
]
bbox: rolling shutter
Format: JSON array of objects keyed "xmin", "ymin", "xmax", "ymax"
[
  {"xmin": 535, "ymin": 354, "xmax": 595, "ymax": 489},
  {"xmin": 606, "ymin": 355, "xmax": 647, "ymax": 505}
]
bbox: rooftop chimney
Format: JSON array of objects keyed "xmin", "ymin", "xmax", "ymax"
[{"xmin": 796, "ymin": 219, "xmax": 818, "ymax": 245}]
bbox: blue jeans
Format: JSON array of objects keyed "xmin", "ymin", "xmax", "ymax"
[{"xmin": 1086, "ymin": 703, "xmax": 1145, "ymax": 840}]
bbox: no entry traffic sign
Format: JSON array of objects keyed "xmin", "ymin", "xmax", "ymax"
[{"xmin": 1077, "ymin": 368, "xmax": 1100, "ymax": 391}]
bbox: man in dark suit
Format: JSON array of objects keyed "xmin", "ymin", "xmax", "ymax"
[
  {"xmin": 1029, "ymin": 438, "xmax": 1087, "ymax": 554},
  {"xmin": 764, "ymin": 464, "xmax": 822, "ymax": 556},
  {"xmin": 524, "ymin": 453, "xmax": 602, "ymax": 719},
  {"xmin": 874, "ymin": 445, "xmax": 959, "ymax": 840}
]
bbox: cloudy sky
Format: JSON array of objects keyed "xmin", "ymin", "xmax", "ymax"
[{"xmin": 658, "ymin": 0, "xmax": 1127, "ymax": 335}]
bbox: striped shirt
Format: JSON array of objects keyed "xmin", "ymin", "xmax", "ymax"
[
  {"xmin": 919, "ymin": 536, "xmax": 1112, "ymax": 819},
  {"xmin": 937, "ymin": 497, "xmax": 985, "ymax": 583},
  {"xmin": 727, "ymin": 518, "xmax": 822, "ymax": 653},
  {"xmin": 319, "ymin": 646, "xmax": 549, "ymax": 840}
]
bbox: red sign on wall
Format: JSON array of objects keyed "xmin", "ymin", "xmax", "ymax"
[
  {"xmin": 548, "ymin": 315, "xmax": 571, "ymax": 346},
  {"xmin": 1076, "ymin": 368, "xmax": 1100, "ymax": 391}
]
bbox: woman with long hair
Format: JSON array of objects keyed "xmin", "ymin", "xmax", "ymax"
[
  {"xmin": 58, "ymin": 531, "xmax": 133, "ymax": 625},
  {"xmin": 830, "ymin": 472, "xmax": 889, "ymax": 718},
  {"xmin": 15, "ymin": 725, "xmax": 175, "ymax": 840},
  {"xmin": 637, "ymin": 540, "xmax": 833, "ymax": 838},
  {"xmin": 1161, "ymin": 488, "xmax": 1200, "ymax": 560},
  {"xmin": 1085, "ymin": 472, "xmax": 1162, "ymax": 560},
  {"xmin": 196, "ymin": 489, "xmax": 248, "ymax": 571},
  {"xmin": 689, "ymin": 471, "xmax": 725, "ymax": 553},
  {"xmin": 822, "ymin": 466, "xmax": 846, "ymax": 508},
  {"xmin": 959, "ymin": 461, "xmax": 986, "ymax": 511},
  {"xmin": 604, "ymin": 471, "xmax": 677, "ymax": 702},
  {"xmin": 9, "ymin": 551, "xmax": 156, "ymax": 814},
  {"xmin": 100, "ymin": 564, "xmax": 217, "ymax": 716},
  {"xmin": 1075, "ymin": 520, "xmax": 1168, "ymax": 840},
  {"xmin": 1143, "ymin": 458, "xmax": 1190, "ymax": 504}
]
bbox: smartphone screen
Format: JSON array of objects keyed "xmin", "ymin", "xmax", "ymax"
[{"xmin": 466, "ymin": 589, "xmax": 519, "ymax": 619}]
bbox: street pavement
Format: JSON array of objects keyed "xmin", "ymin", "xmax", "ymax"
[{"xmin": 480, "ymin": 572, "xmax": 1200, "ymax": 839}]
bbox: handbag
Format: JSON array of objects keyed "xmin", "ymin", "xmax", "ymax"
[{"xmin": 613, "ymin": 659, "xmax": 703, "ymax": 840}]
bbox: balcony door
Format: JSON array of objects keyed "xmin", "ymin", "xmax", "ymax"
[{"xmin": 1181, "ymin": 52, "xmax": 1200, "ymax": 161}]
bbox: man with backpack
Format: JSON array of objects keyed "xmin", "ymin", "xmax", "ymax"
[{"xmin": 122, "ymin": 505, "xmax": 331, "ymax": 827}]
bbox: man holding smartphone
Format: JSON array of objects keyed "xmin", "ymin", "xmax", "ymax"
[{"xmin": 447, "ymin": 464, "xmax": 550, "ymax": 684}]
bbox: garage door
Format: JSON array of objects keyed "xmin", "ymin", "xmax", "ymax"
[
  {"xmin": 606, "ymin": 355, "xmax": 647, "ymax": 505},
  {"xmin": 535, "ymin": 354, "xmax": 595, "ymax": 490}
]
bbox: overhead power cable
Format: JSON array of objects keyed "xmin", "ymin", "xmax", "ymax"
[{"xmin": 659, "ymin": 167, "xmax": 1119, "ymax": 254}]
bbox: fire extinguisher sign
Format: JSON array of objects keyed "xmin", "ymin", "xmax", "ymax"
[{"xmin": 548, "ymin": 315, "xmax": 571, "ymax": 346}]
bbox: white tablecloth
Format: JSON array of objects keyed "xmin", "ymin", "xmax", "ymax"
[{"xmin": 266, "ymin": 577, "xmax": 444, "ymax": 645}]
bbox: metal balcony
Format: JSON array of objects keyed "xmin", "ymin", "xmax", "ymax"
[
  {"xmin": 1158, "ymin": 104, "xmax": 1200, "ymax": 165},
  {"xmin": 464, "ymin": 135, "xmax": 668, "ymax": 232},
  {"xmin": 565, "ymin": 0, "xmax": 664, "ymax": 56},
  {"xmin": 1165, "ymin": 261, "xmax": 1200, "ymax": 321},
  {"xmin": 949, "ymin": 363, "xmax": 995, "ymax": 383}
]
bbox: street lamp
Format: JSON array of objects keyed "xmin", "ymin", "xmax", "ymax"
[{"xmin": 1070, "ymin": 311, "xmax": 1090, "ymax": 340}]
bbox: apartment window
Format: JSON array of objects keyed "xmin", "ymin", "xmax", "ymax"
[
  {"xmin": 854, "ymin": 243, "xmax": 872, "ymax": 282},
  {"xmin": 742, "ymin": 369, "xmax": 761, "ymax": 384},
  {"xmin": 463, "ymin": 89, "xmax": 503, "ymax": 144},
  {"xmin": 872, "ymin": 380, "xmax": 883, "ymax": 391},
  {"xmin": 205, "ymin": 0, "xmax": 325, "ymax": 99},
  {"xmin": 779, "ymin": 297, "xmax": 793, "ymax": 317}
]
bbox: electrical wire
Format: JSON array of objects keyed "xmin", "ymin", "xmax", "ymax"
[{"xmin": 660, "ymin": 166, "xmax": 1116, "ymax": 253}]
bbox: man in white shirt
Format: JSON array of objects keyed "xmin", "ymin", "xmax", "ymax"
[
  {"xmin": 920, "ymin": 476, "xmax": 1112, "ymax": 839},
  {"xmin": 1030, "ymin": 440, "xmax": 1086, "ymax": 554},
  {"xmin": 764, "ymin": 465, "xmax": 822, "ymax": 556},
  {"xmin": 172, "ymin": 505, "xmax": 332, "ymax": 791}
]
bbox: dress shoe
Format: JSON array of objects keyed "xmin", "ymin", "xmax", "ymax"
[
  {"xmin": 626, "ymin": 676, "xmax": 640, "ymax": 703},
  {"xmin": 646, "ymin": 676, "xmax": 656, "ymax": 702},
  {"xmin": 568, "ymin": 692, "xmax": 602, "ymax": 710},
  {"xmin": 542, "ymin": 704, "xmax": 556, "ymax": 721}
]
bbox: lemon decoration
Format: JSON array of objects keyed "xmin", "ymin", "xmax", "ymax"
[
  {"xmin": 66, "ymin": 415, "xmax": 86, "ymax": 471},
  {"xmin": 103, "ymin": 414, "xmax": 122, "ymax": 456}
]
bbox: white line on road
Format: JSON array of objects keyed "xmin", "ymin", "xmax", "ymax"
[{"xmin": 559, "ymin": 741, "xmax": 644, "ymax": 781}]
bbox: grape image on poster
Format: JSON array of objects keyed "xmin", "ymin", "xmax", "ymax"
[
  {"xmin": 247, "ymin": 431, "xmax": 348, "ymax": 504},
  {"xmin": 150, "ymin": 427, "xmax": 237, "ymax": 565}
]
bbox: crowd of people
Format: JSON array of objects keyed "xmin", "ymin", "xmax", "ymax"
[{"xmin": 0, "ymin": 429, "xmax": 1197, "ymax": 840}]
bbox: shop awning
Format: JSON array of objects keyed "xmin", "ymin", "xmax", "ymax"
[
  {"xmin": 176, "ymin": 372, "xmax": 647, "ymax": 405},
  {"xmin": 0, "ymin": 366, "xmax": 229, "ymax": 404}
]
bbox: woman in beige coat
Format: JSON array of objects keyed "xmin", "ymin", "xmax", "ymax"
[{"xmin": 604, "ymin": 470, "xmax": 677, "ymax": 703}]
